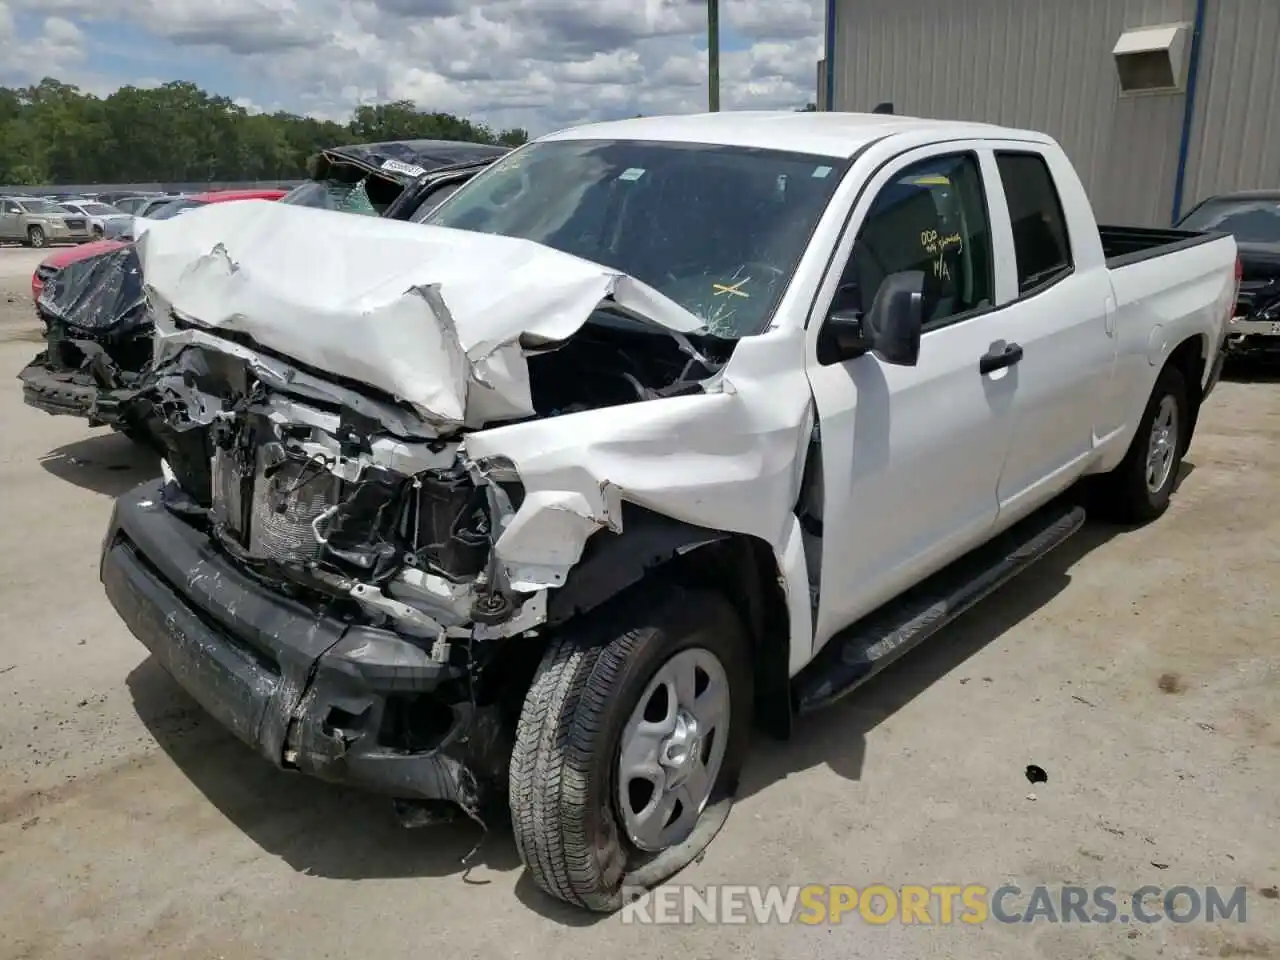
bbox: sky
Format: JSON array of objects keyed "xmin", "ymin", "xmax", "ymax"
[{"xmin": 0, "ymin": 0, "xmax": 824, "ymax": 135}]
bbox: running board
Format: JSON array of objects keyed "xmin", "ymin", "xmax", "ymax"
[{"xmin": 793, "ymin": 503, "xmax": 1087, "ymax": 715}]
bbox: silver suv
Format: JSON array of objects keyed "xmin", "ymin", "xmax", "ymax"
[{"xmin": 0, "ymin": 196, "xmax": 88, "ymax": 248}]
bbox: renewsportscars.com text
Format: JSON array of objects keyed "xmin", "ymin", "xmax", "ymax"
[{"xmin": 620, "ymin": 884, "xmax": 1251, "ymax": 925}]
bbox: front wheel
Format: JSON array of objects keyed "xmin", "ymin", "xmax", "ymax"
[
  {"xmin": 509, "ymin": 583, "xmax": 752, "ymax": 912},
  {"xmin": 91, "ymin": 226, "xmax": 103, "ymax": 240},
  {"xmin": 26, "ymin": 226, "xmax": 46, "ymax": 248},
  {"xmin": 1091, "ymin": 365, "xmax": 1188, "ymax": 524}
]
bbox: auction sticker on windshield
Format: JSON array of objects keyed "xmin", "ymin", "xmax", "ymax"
[{"xmin": 381, "ymin": 159, "xmax": 427, "ymax": 178}]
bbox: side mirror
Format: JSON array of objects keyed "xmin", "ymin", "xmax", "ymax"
[
  {"xmin": 862, "ymin": 269, "xmax": 924, "ymax": 366},
  {"xmin": 817, "ymin": 270, "xmax": 925, "ymax": 366}
]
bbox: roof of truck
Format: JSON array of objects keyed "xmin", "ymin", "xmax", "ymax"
[{"xmin": 541, "ymin": 111, "xmax": 1050, "ymax": 159}]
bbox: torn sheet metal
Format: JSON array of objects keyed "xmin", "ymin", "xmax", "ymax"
[
  {"xmin": 464, "ymin": 328, "xmax": 819, "ymax": 669},
  {"xmin": 135, "ymin": 201, "xmax": 706, "ymax": 431}
]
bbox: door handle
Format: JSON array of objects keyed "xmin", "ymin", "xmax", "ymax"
[{"xmin": 980, "ymin": 342, "xmax": 1024, "ymax": 374}]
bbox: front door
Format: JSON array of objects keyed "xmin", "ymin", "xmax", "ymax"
[{"xmin": 805, "ymin": 146, "xmax": 1019, "ymax": 649}]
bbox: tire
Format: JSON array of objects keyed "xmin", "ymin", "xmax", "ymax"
[
  {"xmin": 91, "ymin": 226, "xmax": 103, "ymax": 241},
  {"xmin": 510, "ymin": 582, "xmax": 753, "ymax": 912},
  {"xmin": 26, "ymin": 226, "xmax": 46, "ymax": 249},
  {"xmin": 1091, "ymin": 365, "xmax": 1188, "ymax": 525}
]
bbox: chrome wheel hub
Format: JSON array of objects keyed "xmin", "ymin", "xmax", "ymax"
[
  {"xmin": 617, "ymin": 647, "xmax": 730, "ymax": 853},
  {"xmin": 1145, "ymin": 395, "xmax": 1179, "ymax": 494}
]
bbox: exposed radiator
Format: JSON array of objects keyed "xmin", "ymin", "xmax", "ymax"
[
  {"xmin": 248, "ymin": 457, "xmax": 335, "ymax": 563},
  {"xmin": 211, "ymin": 442, "xmax": 336, "ymax": 564}
]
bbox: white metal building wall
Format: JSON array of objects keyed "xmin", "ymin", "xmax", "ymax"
[
  {"xmin": 830, "ymin": 0, "xmax": 1203, "ymax": 225},
  {"xmin": 1179, "ymin": 0, "xmax": 1280, "ymax": 214}
]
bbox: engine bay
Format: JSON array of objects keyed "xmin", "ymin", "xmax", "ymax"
[{"xmin": 137, "ymin": 316, "xmax": 732, "ymax": 643}]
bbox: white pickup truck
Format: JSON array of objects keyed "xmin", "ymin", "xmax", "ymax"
[{"xmin": 99, "ymin": 112, "xmax": 1239, "ymax": 912}]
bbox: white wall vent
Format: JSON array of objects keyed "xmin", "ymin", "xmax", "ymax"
[{"xmin": 1112, "ymin": 23, "xmax": 1191, "ymax": 95}]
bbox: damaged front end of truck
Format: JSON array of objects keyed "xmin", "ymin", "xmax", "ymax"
[
  {"xmin": 19, "ymin": 245, "xmax": 154, "ymax": 438},
  {"xmin": 100, "ymin": 201, "xmax": 746, "ymax": 828}
]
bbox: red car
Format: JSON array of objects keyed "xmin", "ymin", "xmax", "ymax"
[{"xmin": 30, "ymin": 189, "xmax": 287, "ymax": 301}]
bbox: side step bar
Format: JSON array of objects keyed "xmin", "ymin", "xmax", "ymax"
[{"xmin": 793, "ymin": 503, "xmax": 1087, "ymax": 714}]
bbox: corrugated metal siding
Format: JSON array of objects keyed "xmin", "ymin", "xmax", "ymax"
[
  {"xmin": 832, "ymin": 0, "xmax": 1197, "ymax": 225},
  {"xmin": 1180, "ymin": 0, "xmax": 1280, "ymax": 214}
]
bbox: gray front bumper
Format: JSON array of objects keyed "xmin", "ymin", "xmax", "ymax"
[{"xmin": 99, "ymin": 481, "xmax": 507, "ymax": 816}]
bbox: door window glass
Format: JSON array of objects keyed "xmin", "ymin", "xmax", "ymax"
[
  {"xmin": 837, "ymin": 153, "xmax": 994, "ymax": 329},
  {"xmin": 995, "ymin": 152, "xmax": 1073, "ymax": 294}
]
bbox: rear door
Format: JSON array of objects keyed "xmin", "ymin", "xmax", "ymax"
[
  {"xmin": 981, "ymin": 146, "xmax": 1118, "ymax": 523},
  {"xmin": 806, "ymin": 145, "xmax": 1017, "ymax": 647}
]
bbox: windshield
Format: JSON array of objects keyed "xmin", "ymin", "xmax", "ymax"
[
  {"xmin": 1179, "ymin": 198, "xmax": 1280, "ymax": 244},
  {"xmin": 18, "ymin": 200, "xmax": 63, "ymax": 214},
  {"xmin": 147, "ymin": 199, "xmax": 204, "ymax": 220},
  {"xmin": 280, "ymin": 179, "xmax": 380, "ymax": 216},
  {"xmin": 423, "ymin": 139, "xmax": 848, "ymax": 336},
  {"xmin": 81, "ymin": 203, "xmax": 120, "ymax": 215}
]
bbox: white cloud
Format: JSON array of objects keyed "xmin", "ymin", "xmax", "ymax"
[
  {"xmin": 2, "ymin": 0, "xmax": 825, "ymax": 134},
  {"xmin": 0, "ymin": 1, "xmax": 15, "ymax": 43},
  {"xmin": 0, "ymin": 10, "xmax": 87, "ymax": 84}
]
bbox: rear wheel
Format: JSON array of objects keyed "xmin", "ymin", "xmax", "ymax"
[
  {"xmin": 91, "ymin": 225, "xmax": 103, "ymax": 240},
  {"xmin": 509, "ymin": 583, "xmax": 752, "ymax": 912},
  {"xmin": 25, "ymin": 226, "xmax": 46, "ymax": 248},
  {"xmin": 1092, "ymin": 365, "xmax": 1188, "ymax": 524}
]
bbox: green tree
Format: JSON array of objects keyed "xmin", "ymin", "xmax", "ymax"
[
  {"xmin": 0, "ymin": 77, "xmax": 524, "ymax": 185},
  {"xmin": 497, "ymin": 127, "xmax": 530, "ymax": 146}
]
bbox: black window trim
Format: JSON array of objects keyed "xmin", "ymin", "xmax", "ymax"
[
  {"xmin": 805, "ymin": 133, "xmax": 1064, "ymax": 345},
  {"xmin": 993, "ymin": 148, "xmax": 1076, "ymax": 302}
]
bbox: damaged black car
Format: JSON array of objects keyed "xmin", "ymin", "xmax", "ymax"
[
  {"xmin": 17, "ymin": 244, "xmax": 152, "ymax": 439},
  {"xmin": 16, "ymin": 140, "xmax": 507, "ymax": 443}
]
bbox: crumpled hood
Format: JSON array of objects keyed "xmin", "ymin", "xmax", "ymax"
[{"xmin": 135, "ymin": 199, "xmax": 706, "ymax": 428}]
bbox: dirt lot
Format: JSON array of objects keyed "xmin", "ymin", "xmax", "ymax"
[{"xmin": 0, "ymin": 245, "xmax": 1277, "ymax": 960}]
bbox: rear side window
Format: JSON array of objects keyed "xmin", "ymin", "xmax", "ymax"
[{"xmin": 995, "ymin": 152, "xmax": 1073, "ymax": 295}]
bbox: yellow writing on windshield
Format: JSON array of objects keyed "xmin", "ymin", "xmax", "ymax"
[{"xmin": 713, "ymin": 278, "xmax": 750, "ymax": 298}]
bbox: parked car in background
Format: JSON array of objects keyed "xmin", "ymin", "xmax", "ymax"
[
  {"xmin": 30, "ymin": 239, "xmax": 125, "ymax": 301},
  {"xmin": 105, "ymin": 189, "xmax": 286, "ymax": 241},
  {"xmin": 18, "ymin": 144, "xmax": 501, "ymax": 441},
  {"xmin": 0, "ymin": 196, "xmax": 90, "ymax": 247},
  {"xmin": 94, "ymin": 113, "xmax": 1238, "ymax": 913},
  {"xmin": 1176, "ymin": 190, "xmax": 1280, "ymax": 359},
  {"xmin": 384, "ymin": 157, "xmax": 500, "ymax": 220},
  {"xmin": 59, "ymin": 199, "xmax": 131, "ymax": 240},
  {"xmin": 281, "ymin": 138, "xmax": 508, "ymax": 215},
  {"xmin": 95, "ymin": 191, "xmax": 152, "ymax": 206},
  {"xmin": 18, "ymin": 189, "xmax": 287, "ymax": 437},
  {"xmin": 111, "ymin": 195, "xmax": 165, "ymax": 214}
]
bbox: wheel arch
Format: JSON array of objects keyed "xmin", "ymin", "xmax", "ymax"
[
  {"xmin": 1165, "ymin": 332, "xmax": 1209, "ymax": 450},
  {"xmin": 545, "ymin": 502, "xmax": 794, "ymax": 740}
]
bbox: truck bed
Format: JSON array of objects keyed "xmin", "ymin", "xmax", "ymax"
[{"xmin": 1100, "ymin": 224, "xmax": 1226, "ymax": 269}]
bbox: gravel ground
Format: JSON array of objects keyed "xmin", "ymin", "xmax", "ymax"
[{"xmin": 0, "ymin": 245, "xmax": 1277, "ymax": 960}]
